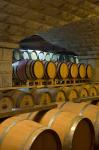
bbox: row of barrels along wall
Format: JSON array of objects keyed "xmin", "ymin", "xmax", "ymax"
[
  {"xmin": 13, "ymin": 50, "xmax": 77, "ymax": 62},
  {"xmin": 13, "ymin": 50, "xmax": 59, "ymax": 61},
  {"xmin": 0, "ymin": 103, "xmax": 95, "ymax": 150},
  {"xmin": 12, "ymin": 59, "xmax": 93, "ymax": 82},
  {"xmin": 0, "ymin": 84, "xmax": 98, "ymax": 113},
  {"xmin": 13, "ymin": 50, "xmax": 38, "ymax": 61}
]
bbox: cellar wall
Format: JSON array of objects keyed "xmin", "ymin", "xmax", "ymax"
[{"xmin": 0, "ymin": 48, "xmax": 12, "ymax": 87}]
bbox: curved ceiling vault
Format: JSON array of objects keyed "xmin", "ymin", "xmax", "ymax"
[
  {"xmin": 0, "ymin": 0, "xmax": 99, "ymax": 55},
  {"xmin": 0, "ymin": 0, "xmax": 99, "ymax": 43}
]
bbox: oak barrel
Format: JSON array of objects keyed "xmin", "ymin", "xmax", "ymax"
[
  {"xmin": 52, "ymin": 54, "xmax": 59, "ymax": 61},
  {"xmin": 76, "ymin": 86, "xmax": 89, "ymax": 98},
  {"xmin": 57, "ymin": 102, "xmax": 98, "ymax": 122},
  {"xmin": 57, "ymin": 101, "xmax": 99, "ymax": 147},
  {"xmin": 78, "ymin": 63, "xmax": 86, "ymax": 79},
  {"xmin": 94, "ymin": 84, "xmax": 99, "ymax": 93},
  {"xmin": 38, "ymin": 52, "xmax": 45, "ymax": 60},
  {"xmin": 32, "ymin": 88, "xmax": 52, "ymax": 105},
  {"xmin": 44, "ymin": 61, "xmax": 57, "ymax": 79},
  {"xmin": 86, "ymin": 64, "xmax": 93, "ymax": 79},
  {"xmin": 26, "ymin": 60, "xmax": 44, "ymax": 79},
  {"xmin": 56, "ymin": 62, "xmax": 69, "ymax": 79},
  {"xmin": 89, "ymin": 86, "xmax": 97, "ymax": 97},
  {"xmin": 0, "ymin": 95, "xmax": 13, "ymax": 112},
  {"xmin": 48, "ymin": 88, "xmax": 66, "ymax": 102},
  {"xmin": 62, "ymin": 87, "xmax": 78, "ymax": 101},
  {"xmin": 30, "ymin": 50, "xmax": 38, "ymax": 60},
  {"xmin": 12, "ymin": 60, "xmax": 28, "ymax": 81},
  {"xmin": 29, "ymin": 108, "xmax": 95, "ymax": 150},
  {"xmin": 82, "ymin": 84, "xmax": 98, "ymax": 96},
  {"xmin": 67, "ymin": 62, "xmax": 78, "ymax": 79},
  {"xmin": 9, "ymin": 90, "xmax": 34, "ymax": 108},
  {"xmin": 13, "ymin": 49, "xmax": 22, "ymax": 61},
  {"xmin": 45, "ymin": 53, "xmax": 51, "ymax": 61},
  {"xmin": 0, "ymin": 117, "xmax": 62, "ymax": 150},
  {"xmin": 59, "ymin": 54, "xmax": 66, "ymax": 61},
  {"xmin": 22, "ymin": 51, "xmax": 30, "ymax": 60}
]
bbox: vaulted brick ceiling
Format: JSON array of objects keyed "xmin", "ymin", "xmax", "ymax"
[
  {"xmin": 38, "ymin": 16, "xmax": 99, "ymax": 56},
  {"xmin": 0, "ymin": 0, "xmax": 99, "ymax": 55}
]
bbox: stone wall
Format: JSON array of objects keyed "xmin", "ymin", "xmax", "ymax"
[{"xmin": 0, "ymin": 48, "xmax": 12, "ymax": 88}]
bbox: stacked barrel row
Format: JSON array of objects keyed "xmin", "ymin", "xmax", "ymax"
[
  {"xmin": 0, "ymin": 101, "xmax": 96, "ymax": 150},
  {"xmin": 13, "ymin": 50, "xmax": 38, "ymax": 61},
  {"xmin": 0, "ymin": 84, "xmax": 98, "ymax": 113},
  {"xmin": 13, "ymin": 50, "xmax": 76, "ymax": 62},
  {"xmin": 13, "ymin": 50, "xmax": 55, "ymax": 61},
  {"xmin": 12, "ymin": 59, "xmax": 93, "ymax": 82}
]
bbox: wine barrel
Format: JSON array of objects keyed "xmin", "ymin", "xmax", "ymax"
[
  {"xmin": 67, "ymin": 62, "xmax": 78, "ymax": 79},
  {"xmin": 75, "ymin": 56, "xmax": 79, "ymax": 63},
  {"xmin": 57, "ymin": 101, "xmax": 99, "ymax": 147},
  {"xmin": 0, "ymin": 95, "xmax": 13, "ymax": 112},
  {"xmin": 12, "ymin": 64, "xmax": 17, "ymax": 80},
  {"xmin": 56, "ymin": 62, "xmax": 69, "ymax": 79},
  {"xmin": 86, "ymin": 64, "xmax": 93, "ymax": 79},
  {"xmin": 26, "ymin": 60, "xmax": 44, "ymax": 80},
  {"xmin": 78, "ymin": 63, "xmax": 86, "ymax": 79},
  {"xmin": 29, "ymin": 108, "xmax": 94, "ymax": 150},
  {"xmin": 48, "ymin": 88, "xmax": 66, "ymax": 102},
  {"xmin": 13, "ymin": 49, "xmax": 22, "ymax": 61},
  {"xmin": 12, "ymin": 60, "xmax": 28, "ymax": 81},
  {"xmin": 89, "ymin": 86, "xmax": 97, "ymax": 97},
  {"xmin": 45, "ymin": 53, "xmax": 51, "ymax": 61},
  {"xmin": 59, "ymin": 54, "xmax": 66, "ymax": 61},
  {"xmin": 52, "ymin": 54, "xmax": 59, "ymax": 61},
  {"xmin": 79, "ymin": 88, "xmax": 89, "ymax": 98},
  {"xmin": 82, "ymin": 84, "xmax": 98, "ymax": 96},
  {"xmin": 57, "ymin": 102, "xmax": 98, "ymax": 123},
  {"xmin": 44, "ymin": 61, "xmax": 57, "ymax": 79},
  {"xmin": 32, "ymin": 88, "xmax": 52, "ymax": 105},
  {"xmin": 62, "ymin": 87, "xmax": 79, "ymax": 101},
  {"xmin": 16, "ymin": 108, "xmax": 95, "ymax": 150},
  {"xmin": 0, "ymin": 117, "xmax": 62, "ymax": 150},
  {"xmin": 9, "ymin": 90, "xmax": 34, "ymax": 108},
  {"xmin": 70, "ymin": 56, "xmax": 75, "ymax": 62},
  {"xmin": 30, "ymin": 50, "xmax": 38, "ymax": 60},
  {"xmin": 94, "ymin": 84, "xmax": 99, "ymax": 92},
  {"xmin": 38, "ymin": 52, "xmax": 45, "ymax": 60},
  {"xmin": 22, "ymin": 51, "xmax": 30, "ymax": 60}
]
